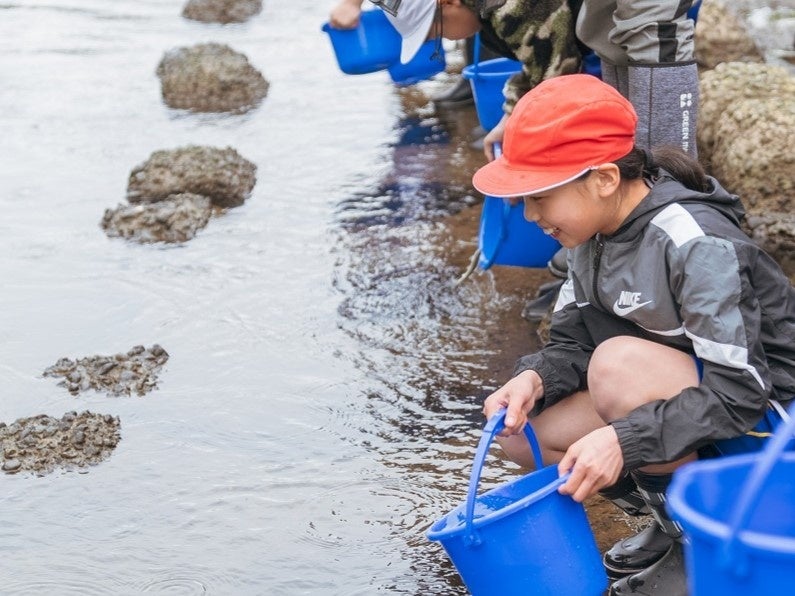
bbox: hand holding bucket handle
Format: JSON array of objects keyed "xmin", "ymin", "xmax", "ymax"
[
  {"xmin": 463, "ymin": 408, "xmax": 564, "ymax": 545},
  {"xmin": 721, "ymin": 402, "xmax": 795, "ymax": 573}
]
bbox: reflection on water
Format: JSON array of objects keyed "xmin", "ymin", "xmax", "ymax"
[{"xmin": 0, "ymin": 1, "xmax": 544, "ymax": 593}]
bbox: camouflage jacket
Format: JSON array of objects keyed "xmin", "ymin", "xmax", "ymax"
[{"xmin": 462, "ymin": 0, "xmax": 582, "ymax": 114}]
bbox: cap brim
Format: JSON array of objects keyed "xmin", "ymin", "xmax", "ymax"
[
  {"xmin": 398, "ymin": 6, "xmax": 436, "ymax": 64},
  {"xmin": 472, "ymin": 157, "xmax": 593, "ymax": 198}
]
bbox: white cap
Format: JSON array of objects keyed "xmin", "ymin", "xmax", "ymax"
[{"xmin": 383, "ymin": 0, "xmax": 437, "ymax": 64}]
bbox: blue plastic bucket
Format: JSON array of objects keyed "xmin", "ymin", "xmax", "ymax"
[
  {"xmin": 321, "ymin": 9, "xmax": 401, "ymax": 75},
  {"xmin": 478, "ymin": 197, "xmax": 561, "ymax": 269},
  {"xmin": 477, "ymin": 145, "xmax": 561, "ymax": 269},
  {"xmin": 388, "ymin": 40, "xmax": 445, "ymax": 86},
  {"xmin": 462, "ymin": 57, "xmax": 521, "ymax": 131},
  {"xmin": 668, "ymin": 402, "xmax": 795, "ymax": 596},
  {"xmin": 427, "ymin": 409, "xmax": 607, "ymax": 596}
]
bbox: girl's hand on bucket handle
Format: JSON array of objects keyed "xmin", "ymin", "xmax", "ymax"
[
  {"xmin": 482, "ymin": 369, "xmax": 544, "ymax": 436},
  {"xmin": 483, "ymin": 116, "xmax": 508, "ymax": 161},
  {"xmin": 557, "ymin": 426, "xmax": 624, "ymax": 502}
]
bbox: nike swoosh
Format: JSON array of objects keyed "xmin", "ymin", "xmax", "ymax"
[{"xmin": 612, "ymin": 300, "xmax": 653, "ymax": 316}]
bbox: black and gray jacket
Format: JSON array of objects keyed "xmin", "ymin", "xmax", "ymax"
[{"xmin": 515, "ymin": 171, "xmax": 795, "ymax": 470}]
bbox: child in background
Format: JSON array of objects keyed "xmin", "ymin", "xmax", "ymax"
[
  {"xmin": 327, "ymin": 0, "xmax": 500, "ymax": 110},
  {"xmin": 473, "ymin": 74, "xmax": 795, "ymax": 595},
  {"xmin": 355, "ymin": 0, "xmax": 583, "ymax": 159},
  {"xmin": 577, "ymin": 0, "xmax": 700, "ymax": 157}
]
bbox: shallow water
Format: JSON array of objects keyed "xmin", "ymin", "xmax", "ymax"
[{"xmin": 0, "ymin": 2, "xmax": 545, "ymax": 593}]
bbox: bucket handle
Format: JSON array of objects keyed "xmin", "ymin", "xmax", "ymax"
[
  {"xmin": 720, "ymin": 401, "xmax": 795, "ymax": 573},
  {"xmin": 463, "ymin": 408, "xmax": 553, "ymax": 546},
  {"xmin": 472, "ymin": 32, "xmax": 480, "ymax": 77}
]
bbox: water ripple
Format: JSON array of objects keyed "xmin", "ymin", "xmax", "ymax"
[{"xmin": 140, "ymin": 577, "xmax": 208, "ymax": 594}]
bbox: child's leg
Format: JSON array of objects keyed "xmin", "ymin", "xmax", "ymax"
[
  {"xmin": 495, "ymin": 390, "xmax": 605, "ymax": 469},
  {"xmin": 588, "ymin": 335, "xmax": 701, "ymax": 474},
  {"xmin": 587, "ymin": 335, "xmax": 699, "ymax": 422},
  {"xmin": 496, "ymin": 336, "xmax": 700, "ymax": 471}
]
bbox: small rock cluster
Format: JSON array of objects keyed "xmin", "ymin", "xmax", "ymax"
[
  {"xmin": 103, "ymin": 0, "xmax": 265, "ymax": 243},
  {"xmin": 13, "ymin": 0, "xmax": 264, "ymax": 479},
  {"xmin": 101, "ymin": 145, "xmax": 257, "ymax": 243},
  {"xmin": 43, "ymin": 345, "xmax": 170, "ymax": 397},
  {"xmin": 1, "ymin": 411, "xmax": 121, "ymax": 476},
  {"xmin": 4, "ymin": 345, "xmax": 169, "ymax": 476}
]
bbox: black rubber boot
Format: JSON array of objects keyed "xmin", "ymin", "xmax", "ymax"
[
  {"xmin": 521, "ymin": 279, "xmax": 563, "ymax": 322},
  {"xmin": 608, "ymin": 542, "xmax": 687, "ymax": 596},
  {"xmin": 430, "ymin": 76, "xmax": 473, "ymax": 109},
  {"xmin": 608, "ymin": 472, "xmax": 687, "ymax": 595},
  {"xmin": 603, "ymin": 524, "xmax": 674, "ymax": 580},
  {"xmin": 599, "ymin": 472, "xmax": 672, "ymax": 580}
]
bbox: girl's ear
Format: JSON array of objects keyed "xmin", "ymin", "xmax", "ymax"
[{"xmin": 592, "ymin": 163, "xmax": 621, "ymax": 197}]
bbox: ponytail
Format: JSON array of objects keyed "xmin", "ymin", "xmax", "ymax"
[{"xmin": 614, "ymin": 146, "xmax": 709, "ymax": 193}]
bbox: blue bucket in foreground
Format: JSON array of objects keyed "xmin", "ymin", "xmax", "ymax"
[
  {"xmin": 321, "ymin": 9, "xmax": 400, "ymax": 75},
  {"xmin": 462, "ymin": 57, "xmax": 521, "ymax": 131},
  {"xmin": 477, "ymin": 144, "xmax": 561, "ymax": 269},
  {"xmin": 388, "ymin": 40, "xmax": 445, "ymax": 86},
  {"xmin": 668, "ymin": 402, "xmax": 795, "ymax": 596},
  {"xmin": 427, "ymin": 409, "xmax": 606, "ymax": 596}
]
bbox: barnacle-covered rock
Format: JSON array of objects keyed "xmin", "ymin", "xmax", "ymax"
[
  {"xmin": 127, "ymin": 145, "xmax": 256, "ymax": 208},
  {"xmin": 156, "ymin": 42, "xmax": 268, "ymax": 113}
]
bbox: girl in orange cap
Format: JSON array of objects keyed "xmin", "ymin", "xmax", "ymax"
[{"xmin": 475, "ymin": 73, "xmax": 795, "ymax": 596}]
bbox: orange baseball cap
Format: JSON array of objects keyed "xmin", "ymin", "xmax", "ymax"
[{"xmin": 472, "ymin": 74, "xmax": 638, "ymax": 198}]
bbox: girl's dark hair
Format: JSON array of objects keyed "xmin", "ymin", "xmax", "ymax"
[{"xmin": 614, "ymin": 145, "xmax": 710, "ymax": 192}]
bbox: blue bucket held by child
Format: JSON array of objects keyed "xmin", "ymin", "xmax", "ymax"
[
  {"xmin": 427, "ymin": 409, "xmax": 607, "ymax": 596},
  {"xmin": 476, "ymin": 144, "xmax": 561, "ymax": 270},
  {"xmin": 321, "ymin": 9, "xmax": 443, "ymax": 83}
]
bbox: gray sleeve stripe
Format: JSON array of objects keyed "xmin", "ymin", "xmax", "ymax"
[
  {"xmin": 650, "ymin": 203, "xmax": 705, "ymax": 248},
  {"xmin": 553, "ymin": 279, "xmax": 576, "ymax": 312},
  {"xmin": 685, "ymin": 329, "xmax": 765, "ymax": 389},
  {"xmin": 638, "ymin": 324, "xmax": 686, "ymax": 337}
]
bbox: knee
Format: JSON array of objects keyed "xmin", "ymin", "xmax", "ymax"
[{"xmin": 588, "ymin": 337, "xmax": 638, "ymax": 419}]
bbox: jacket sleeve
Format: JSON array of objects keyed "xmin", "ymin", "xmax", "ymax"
[
  {"xmin": 513, "ymin": 279, "xmax": 595, "ymax": 414},
  {"xmin": 493, "ymin": 0, "xmax": 582, "ymax": 113},
  {"xmin": 611, "ymin": 236, "xmax": 774, "ymax": 469}
]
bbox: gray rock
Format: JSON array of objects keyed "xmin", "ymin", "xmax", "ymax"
[
  {"xmin": 0, "ymin": 412, "xmax": 121, "ymax": 477},
  {"xmin": 182, "ymin": 0, "xmax": 262, "ymax": 24},
  {"xmin": 695, "ymin": 0, "xmax": 765, "ymax": 69},
  {"xmin": 44, "ymin": 344, "xmax": 170, "ymax": 397},
  {"xmin": 710, "ymin": 94, "xmax": 795, "ymax": 214},
  {"xmin": 743, "ymin": 212, "xmax": 795, "ymax": 281},
  {"xmin": 698, "ymin": 62, "xmax": 795, "ymax": 168},
  {"xmin": 101, "ymin": 193, "xmax": 212, "ymax": 244},
  {"xmin": 127, "ymin": 145, "xmax": 256, "ymax": 208},
  {"xmin": 156, "ymin": 42, "xmax": 269, "ymax": 113}
]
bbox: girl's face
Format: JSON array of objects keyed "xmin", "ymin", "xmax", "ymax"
[
  {"xmin": 521, "ymin": 168, "xmax": 635, "ymax": 248},
  {"xmin": 429, "ymin": 0, "xmax": 481, "ymax": 41}
]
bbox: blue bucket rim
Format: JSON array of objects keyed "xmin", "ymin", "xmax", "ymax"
[
  {"xmin": 669, "ymin": 452, "xmax": 795, "ymax": 555},
  {"xmin": 427, "ymin": 465, "xmax": 566, "ymax": 541},
  {"xmin": 461, "ymin": 57, "xmax": 522, "ymax": 81}
]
